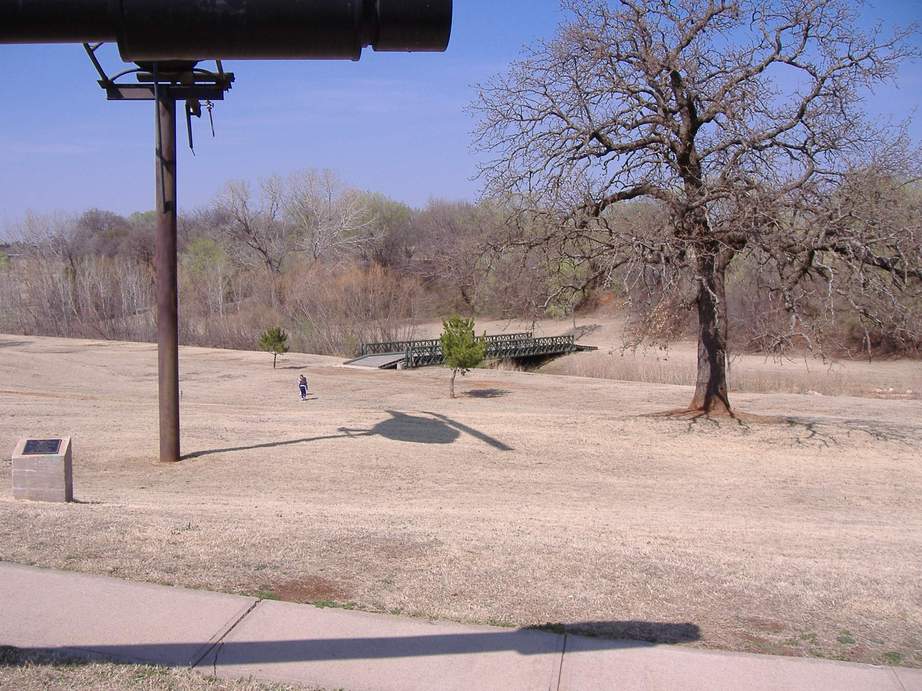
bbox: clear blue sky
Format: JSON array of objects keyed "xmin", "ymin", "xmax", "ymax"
[{"xmin": 0, "ymin": 0, "xmax": 919, "ymax": 233}]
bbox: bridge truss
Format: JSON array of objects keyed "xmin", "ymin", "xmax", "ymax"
[{"xmin": 350, "ymin": 333, "xmax": 596, "ymax": 370}]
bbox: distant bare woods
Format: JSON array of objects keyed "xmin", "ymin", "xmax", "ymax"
[
  {"xmin": 0, "ymin": 165, "xmax": 918, "ymax": 360},
  {"xmin": 0, "ymin": 171, "xmax": 550, "ymax": 356}
]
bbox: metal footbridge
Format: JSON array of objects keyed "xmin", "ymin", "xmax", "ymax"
[{"xmin": 345, "ymin": 332, "xmax": 597, "ymax": 369}]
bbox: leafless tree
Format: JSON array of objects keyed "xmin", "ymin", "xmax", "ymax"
[
  {"xmin": 285, "ymin": 169, "xmax": 374, "ymax": 263},
  {"xmin": 412, "ymin": 200, "xmax": 499, "ymax": 312},
  {"xmin": 357, "ymin": 192, "xmax": 415, "ymax": 268},
  {"xmin": 749, "ymin": 164, "xmax": 922, "ymax": 358},
  {"xmin": 216, "ymin": 178, "xmax": 291, "ymax": 274},
  {"xmin": 3, "ymin": 214, "xmax": 155, "ymax": 341},
  {"xmin": 474, "ymin": 0, "xmax": 919, "ymax": 414}
]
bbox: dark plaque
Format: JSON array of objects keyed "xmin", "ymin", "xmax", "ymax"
[{"xmin": 23, "ymin": 439, "xmax": 62, "ymax": 455}]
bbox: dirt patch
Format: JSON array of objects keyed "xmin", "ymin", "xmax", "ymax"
[
  {"xmin": 737, "ymin": 632, "xmax": 800, "ymax": 657},
  {"xmin": 740, "ymin": 616, "xmax": 787, "ymax": 634},
  {"xmin": 268, "ymin": 576, "xmax": 350, "ymax": 604}
]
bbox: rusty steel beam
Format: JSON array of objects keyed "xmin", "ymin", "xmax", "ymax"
[
  {"xmin": 0, "ymin": 0, "xmax": 453, "ymax": 60},
  {"xmin": 154, "ymin": 91, "xmax": 180, "ymax": 463}
]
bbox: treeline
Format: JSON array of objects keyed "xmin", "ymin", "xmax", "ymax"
[
  {"xmin": 0, "ymin": 170, "xmax": 555, "ymax": 356},
  {"xmin": 1, "ymin": 167, "xmax": 919, "ymax": 359}
]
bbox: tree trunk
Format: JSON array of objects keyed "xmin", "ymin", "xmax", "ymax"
[
  {"xmin": 450, "ymin": 369, "xmax": 457, "ymax": 398},
  {"xmin": 690, "ymin": 250, "xmax": 732, "ymax": 415},
  {"xmin": 65, "ymin": 260, "xmax": 79, "ymax": 319}
]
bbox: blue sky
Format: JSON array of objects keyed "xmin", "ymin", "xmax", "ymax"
[{"xmin": 0, "ymin": 0, "xmax": 919, "ymax": 233}]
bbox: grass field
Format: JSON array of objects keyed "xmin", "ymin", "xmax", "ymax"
[
  {"xmin": 0, "ymin": 646, "xmax": 305, "ymax": 691},
  {"xmin": 416, "ymin": 317, "xmax": 922, "ymax": 399},
  {"xmin": 0, "ymin": 332, "xmax": 920, "ymax": 670}
]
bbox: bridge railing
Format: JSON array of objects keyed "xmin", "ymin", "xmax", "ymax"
[
  {"xmin": 360, "ymin": 332, "xmax": 534, "ymax": 357},
  {"xmin": 359, "ymin": 333, "xmax": 590, "ymax": 369},
  {"xmin": 403, "ymin": 334, "xmax": 579, "ymax": 369},
  {"xmin": 361, "ymin": 338, "xmax": 441, "ymax": 356},
  {"xmin": 485, "ymin": 335, "xmax": 578, "ymax": 358}
]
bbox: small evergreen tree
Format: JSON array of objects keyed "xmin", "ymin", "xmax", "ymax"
[
  {"xmin": 258, "ymin": 326, "xmax": 289, "ymax": 369},
  {"xmin": 440, "ymin": 316, "xmax": 486, "ymax": 398}
]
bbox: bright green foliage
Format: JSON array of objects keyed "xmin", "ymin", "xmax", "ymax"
[
  {"xmin": 0, "ymin": 250, "xmax": 10, "ymax": 271},
  {"xmin": 182, "ymin": 238, "xmax": 227, "ymax": 277},
  {"xmin": 128, "ymin": 210, "xmax": 157, "ymax": 226},
  {"xmin": 258, "ymin": 326, "xmax": 290, "ymax": 368},
  {"xmin": 440, "ymin": 315, "xmax": 486, "ymax": 398}
]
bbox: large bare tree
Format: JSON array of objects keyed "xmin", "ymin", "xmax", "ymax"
[
  {"xmin": 474, "ymin": 0, "xmax": 919, "ymax": 414},
  {"xmin": 412, "ymin": 200, "xmax": 499, "ymax": 311},
  {"xmin": 285, "ymin": 169, "xmax": 374, "ymax": 263},
  {"xmin": 216, "ymin": 178, "xmax": 290, "ymax": 274}
]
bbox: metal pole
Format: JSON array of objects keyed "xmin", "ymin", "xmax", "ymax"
[{"xmin": 155, "ymin": 89, "xmax": 180, "ymax": 463}]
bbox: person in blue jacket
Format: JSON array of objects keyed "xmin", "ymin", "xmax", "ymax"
[{"xmin": 298, "ymin": 374, "xmax": 309, "ymax": 401}]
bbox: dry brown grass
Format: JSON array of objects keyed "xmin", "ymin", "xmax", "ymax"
[
  {"xmin": 420, "ymin": 316, "xmax": 922, "ymax": 399},
  {"xmin": 0, "ymin": 647, "xmax": 306, "ymax": 691},
  {"xmin": 0, "ymin": 334, "xmax": 921, "ymax": 670},
  {"xmin": 544, "ymin": 348, "xmax": 922, "ymax": 398}
]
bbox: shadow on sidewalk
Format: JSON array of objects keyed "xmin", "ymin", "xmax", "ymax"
[{"xmin": 2, "ymin": 621, "xmax": 699, "ymax": 668}]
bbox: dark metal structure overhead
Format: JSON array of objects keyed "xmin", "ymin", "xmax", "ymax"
[
  {"xmin": 0, "ymin": 0, "xmax": 453, "ymax": 60},
  {"xmin": 0, "ymin": 0, "xmax": 453, "ymax": 464}
]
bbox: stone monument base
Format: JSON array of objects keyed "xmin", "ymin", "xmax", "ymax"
[{"xmin": 12, "ymin": 437, "xmax": 73, "ymax": 503}]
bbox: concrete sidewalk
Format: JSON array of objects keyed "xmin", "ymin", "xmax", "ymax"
[{"xmin": 1, "ymin": 562, "xmax": 918, "ymax": 691}]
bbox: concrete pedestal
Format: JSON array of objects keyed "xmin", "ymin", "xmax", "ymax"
[{"xmin": 12, "ymin": 437, "xmax": 73, "ymax": 502}]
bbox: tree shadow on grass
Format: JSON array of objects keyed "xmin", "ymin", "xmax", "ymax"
[
  {"xmin": 784, "ymin": 416, "xmax": 919, "ymax": 448},
  {"xmin": 645, "ymin": 409, "xmax": 919, "ymax": 449},
  {"xmin": 184, "ymin": 410, "xmax": 512, "ymax": 460},
  {"xmin": 525, "ymin": 620, "xmax": 700, "ymax": 644},
  {"xmin": 465, "ymin": 388, "xmax": 511, "ymax": 399}
]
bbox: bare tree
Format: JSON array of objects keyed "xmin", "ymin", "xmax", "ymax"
[
  {"xmin": 357, "ymin": 192, "xmax": 415, "ymax": 268},
  {"xmin": 754, "ymin": 164, "xmax": 922, "ymax": 358},
  {"xmin": 412, "ymin": 200, "xmax": 498, "ymax": 312},
  {"xmin": 474, "ymin": 0, "xmax": 918, "ymax": 415},
  {"xmin": 216, "ymin": 178, "xmax": 291, "ymax": 274},
  {"xmin": 285, "ymin": 169, "xmax": 374, "ymax": 263}
]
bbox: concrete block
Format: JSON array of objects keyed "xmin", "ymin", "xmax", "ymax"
[{"xmin": 11, "ymin": 437, "xmax": 73, "ymax": 502}]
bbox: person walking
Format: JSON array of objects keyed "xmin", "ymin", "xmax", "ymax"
[{"xmin": 298, "ymin": 374, "xmax": 309, "ymax": 401}]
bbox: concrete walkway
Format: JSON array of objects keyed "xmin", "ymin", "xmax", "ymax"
[{"xmin": 1, "ymin": 562, "xmax": 919, "ymax": 691}]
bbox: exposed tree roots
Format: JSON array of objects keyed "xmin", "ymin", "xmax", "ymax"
[{"xmin": 646, "ymin": 408, "xmax": 786, "ymax": 425}]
